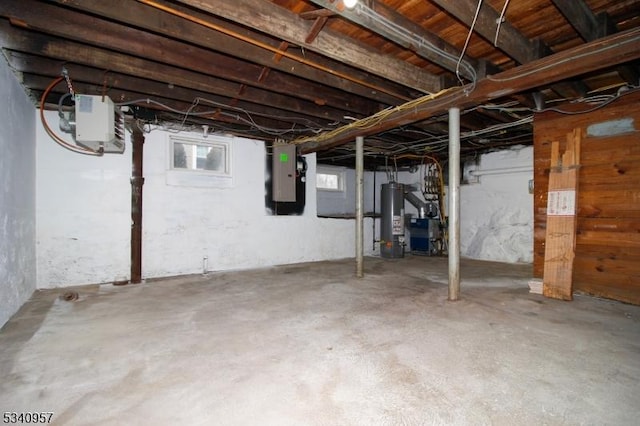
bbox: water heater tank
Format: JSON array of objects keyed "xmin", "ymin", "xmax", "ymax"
[{"xmin": 380, "ymin": 182, "xmax": 405, "ymax": 258}]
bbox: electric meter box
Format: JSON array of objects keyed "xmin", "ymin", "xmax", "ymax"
[{"xmin": 74, "ymin": 94, "xmax": 125, "ymax": 153}]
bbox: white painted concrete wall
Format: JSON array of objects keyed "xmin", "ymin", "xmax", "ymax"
[
  {"xmin": 460, "ymin": 146, "xmax": 533, "ymax": 263},
  {"xmin": 36, "ymin": 112, "xmax": 131, "ymax": 288},
  {"xmin": 319, "ymin": 150, "xmax": 533, "ymax": 264},
  {"xmin": 0, "ymin": 58, "xmax": 37, "ymax": 327},
  {"xmin": 316, "ymin": 167, "xmax": 378, "ymax": 216},
  {"xmin": 317, "ymin": 167, "xmax": 356, "ymax": 215},
  {"xmin": 315, "ymin": 165, "xmax": 438, "ymax": 253},
  {"xmin": 143, "ymin": 131, "xmax": 375, "ymax": 277},
  {"xmin": 36, "ymin": 123, "xmax": 375, "ymax": 287}
]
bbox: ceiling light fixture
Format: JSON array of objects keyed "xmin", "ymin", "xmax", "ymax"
[{"xmin": 343, "ymin": 0, "xmax": 358, "ymax": 9}]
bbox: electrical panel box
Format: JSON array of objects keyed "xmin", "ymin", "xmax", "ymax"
[
  {"xmin": 272, "ymin": 144, "xmax": 296, "ymax": 202},
  {"xmin": 75, "ymin": 95, "xmax": 125, "ymax": 153}
]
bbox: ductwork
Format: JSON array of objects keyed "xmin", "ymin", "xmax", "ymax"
[{"xmin": 404, "ymin": 189, "xmax": 437, "ymax": 219}]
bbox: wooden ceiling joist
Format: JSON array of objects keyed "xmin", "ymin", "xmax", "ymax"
[
  {"xmin": 7, "ymin": 53, "xmax": 333, "ymax": 128},
  {"xmin": 0, "ymin": 0, "xmax": 637, "ymax": 165},
  {"xmin": 299, "ymin": 9, "xmax": 335, "ymax": 20},
  {"xmin": 552, "ymin": 0, "xmax": 640, "ymax": 85},
  {"xmin": 0, "ymin": 22, "xmax": 349, "ymax": 124},
  {"xmin": 430, "ymin": 0, "xmax": 535, "ymax": 65},
  {"xmin": 430, "ymin": 0, "xmax": 593, "ymax": 100},
  {"xmin": 174, "ymin": 0, "xmax": 442, "ymax": 93},
  {"xmin": 48, "ymin": 0, "xmax": 410, "ymax": 105},
  {"xmin": 2, "ymin": 1, "xmax": 379, "ymax": 115},
  {"xmin": 298, "ymin": 27, "xmax": 640, "ymax": 154},
  {"xmin": 551, "ymin": 0, "xmax": 606, "ymax": 41},
  {"xmin": 308, "ymin": 0, "xmax": 479, "ymax": 80}
]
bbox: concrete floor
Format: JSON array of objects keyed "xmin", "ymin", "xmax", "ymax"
[{"xmin": 1, "ymin": 256, "xmax": 639, "ymax": 425}]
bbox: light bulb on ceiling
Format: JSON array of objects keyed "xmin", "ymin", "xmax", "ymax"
[{"xmin": 343, "ymin": 0, "xmax": 358, "ymax": 9}]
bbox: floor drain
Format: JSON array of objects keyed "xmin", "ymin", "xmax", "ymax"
[{"xmin": 60, "ymin": 291, "xmax": 79, "ymax": 301}]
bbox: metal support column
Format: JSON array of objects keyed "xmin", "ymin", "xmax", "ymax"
[
  {"xmin": 448, "ymin": 107, "xmax": 460, "ymax": 301},
  {"xmin": 130, "ymin": 127, "xmax": 145, "ymax": 284},
  {"xmin": 356, "ymin": 136, "xmax": 364, "ymax": 278}
]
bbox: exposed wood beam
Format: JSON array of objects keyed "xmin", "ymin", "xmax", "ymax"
[
  {"xmin": 0, "ymin": 22, "xmax": 349, "ymax": 123},
  {"xmin": 299, "ymin": 5, "xmax": 335, "ymax": 45},
  {"xmin": 48, "ymin": 0, "xmax": 410, "ymax": 105},
  {"xmin": 299, "ymin": 9, "xmax": 335, "ymax": 20},
  {"xmin": 551, "ymin": 0, "xmax": 640, "ymax": 85},
  {"xmin": 1, "ymin": 1, "xmax": 377, "ymax": 115},
  {"xmin": 174, "ymin": 0, "xmax": 442, "ymax": 93},
  {"xmin": 474, "ymin": 108, "xmax": 513, "ymax": 124},
  {"xmin": 28, "ymin": 75, "xmax": 301, "ymax": 131},
  {"xmin": 551, "ymin": 0, "xmax": 601, "ymax": 41},
  {"xmin": 432, "ymin": 0, "xmax": 589, "ymax": 99},
  {"xmin": 305, "ymin": 16, "xmax": 329, "ymax": 44},
  {"xmin": 307, "ymin": 0, "xmax": 479, "ymax": 79},
  {"xmin": 272, "ymin": 41, "xmax": 289, "ymax": 64},
  {"xmin": 6, "ymin": 53, "xmax": 333, "ymax": 128},
  {"xmin": 297, "ymin": 27, "xmax": 640, "ymax": 153},
  {"xmin": 430, "ymin": 0, "xmax": 535, "ymax": 64}
]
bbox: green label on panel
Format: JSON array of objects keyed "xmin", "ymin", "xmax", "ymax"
[{"xmin": 279, "ymin": 153, "xmax": 289, "ymax": 162}]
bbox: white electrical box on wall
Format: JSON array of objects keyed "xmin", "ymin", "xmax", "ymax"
[{"xmin": 74, "ymin": 95, "xmax": 125, "ymax": 153}]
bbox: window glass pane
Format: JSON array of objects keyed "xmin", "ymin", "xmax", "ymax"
[
  {"xmin": 172, "ymin": 140, "xmax": 228, "ymax": 174},
  {"xmin": 317, "ymin": 172, "xmax": 339, "ymax": 190},
  {"xmin": 204, "ymin": 146, "xmax": 225, "ymax": 172},
  {"xmin": 197, "ymin": 146, "xmax": 209, "ymax": 158},
  {"xmin": 173, "ymin": 143, "xmax": 188, "ymax": 169}
]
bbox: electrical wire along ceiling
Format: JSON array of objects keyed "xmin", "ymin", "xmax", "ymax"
[{"xmin": 0, "ymin": 0, "xmax": 639, "ymax": 167}]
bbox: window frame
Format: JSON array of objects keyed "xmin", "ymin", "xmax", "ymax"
[
  {"xmin": 316, "ymin": 165, "xmax": 346, "ymax": 192},
  {"xmin": 169, "ymin": 135, "xmax": 232, "ymax": 177}
]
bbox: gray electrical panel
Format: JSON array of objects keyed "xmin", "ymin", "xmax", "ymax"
[{"xmin": 272, "ymin": 144, "xmax": 296, "ymax": 202}]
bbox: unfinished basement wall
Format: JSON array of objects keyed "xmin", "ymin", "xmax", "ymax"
[
  {"xmin": 461, "ymin": 147, "xmax": 534, "ymax": 263},
  {"xmin": 359, "ymin": 153, "xmax": 533, "ymax": 264},
  {"xmin": 534, "ymin": 90, "xmax": 640, "ymax": 304},
  {"xmin": 36, "ymin": 111, "xmax": 131, "ymax": 288},
  {"xmin": 0, "ymin": 58, "xmax": 37, "ymax": 327},
  {"xmin": 35, "ymin": 121, "xmax": 374, "ymax": 287},
  {"xmin": 317, "ymin": 167, "xmax": 377, "ymax": 216},
  {"xmin": 143, "ymin": 131, "xmax": 374, "ymax": 277}
]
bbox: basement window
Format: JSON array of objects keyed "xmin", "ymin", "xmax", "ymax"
[
  {"xmin": 167, "ymin": 135, "xmax": 233, "ymax": 187},
  {"xmin": 171, "ymin": 137, "xmax": 230, "ymax": 175},
  {"xmin": 316, "ymin": 166, "xmax": 345, "ymax": 192}
]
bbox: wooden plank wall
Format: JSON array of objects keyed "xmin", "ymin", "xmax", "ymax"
[{"xmin": 533, "ymin": 90, "xmax": 640, "ymax": 305}]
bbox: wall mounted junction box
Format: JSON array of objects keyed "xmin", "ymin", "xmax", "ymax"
[{"xmin": 75, "ymin": 94, "xmax": 125, "ymax": 153}]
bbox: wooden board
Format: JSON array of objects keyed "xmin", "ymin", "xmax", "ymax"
[
  {"xmin": 533, "ymin": 89, "xmax": 640, "ymax": 305},
  {"xmin": 543, "ymin": 129, "xmax": 581, "ymax": 300}
]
